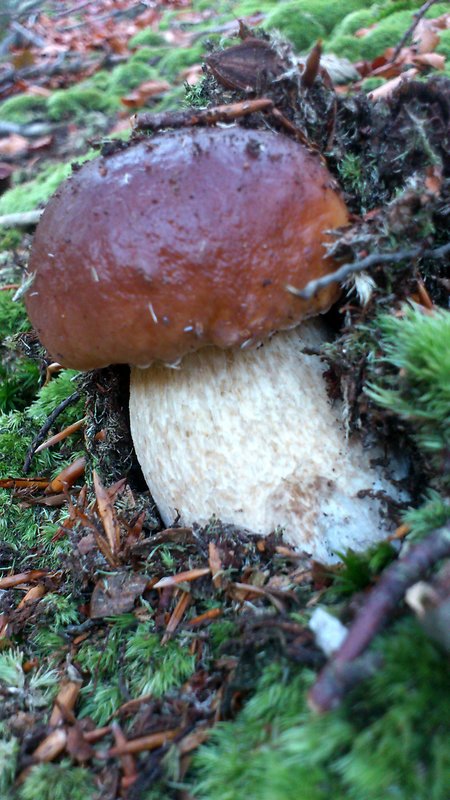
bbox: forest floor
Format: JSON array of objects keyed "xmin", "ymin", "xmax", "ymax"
[{"xmin": 0, "ymin": 2, "xmax": 449, "ymax": 799}]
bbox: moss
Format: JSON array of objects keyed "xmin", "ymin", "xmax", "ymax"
[
  {"xmin": 0, "ymin": 94, "xmax": 48, "ymax": 124},
  {"xmin": 436, "ymin": 29, "xmax": 450, "ymax": 60},
  {"xmin": 105, "ymin": 60, "xmax": 156, "ymax": 95},
  {"xmin": 0, "ymin": 149, "xmax": 98, "ymax": 215},
  {"xmin": 361, "ymin": 76, "xmax": 386, "ymax": 92},
  {"xmin": 0, "ymin": 228, "xmax": 21, "ymax": 251},
  {"xmin": 77, "ymin": 620, "xmax": 196, "ymax": 725},
  {"xmin": 158, "ymin": 43, "xmax": 205, "ymax": 80},
  {"xmin": 19, "ymin": 762, "xmax": 95, "ymax": 800},
  {"xmin": 191, "ymin": 618, "xmax": 450, "ymax": 800},
  {"xmin": 128, "ymin": 28, "xmax": 167, "ymax": 49},
  {"xmin": 402, "ymin": 490, "xmax": 450, "ymax": 540},
  {"xmin": 46, "ymin": 86, "xmax": 112, "ymax": 121},
  {"xmin": 0, "ymin": 162, "xmax": 71, "ymax": 214},
  {"xmin": 264, "ymin": 9, "xmax": 325, "ymax": 53},
  {"xmin": 263, "ymin": 0, "xmax": 369, "ymax": 52},
  {"xmin": 332, "ymin": 8, "xmax": 379, "ymax": 38},
  {"xmin": 158, "ymin": 9, "xmax": 179, "ymax": 32},
  {"xmin": 367, "ymin": 308, "xmax": 450, "ymax": 478},
  {"xmin": 327, "ymin": 6, "xmax": 450, "ymax": 62}
]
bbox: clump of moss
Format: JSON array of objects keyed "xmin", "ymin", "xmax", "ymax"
[
  {"xmin": 360, "ymin": 76, "xmax": 386, "ymax": 92},
  {"xmin": 158, "ymin": 43, "xmax": 205, "ymax": 80},
  {"xmin": 0, "ymin": 149, "xmax": 98, "ymax": 215},
  {"xmin": 367, "ymin": 308, "xmax": 450, "ymax": 481},
  {"xmin": 19, "ymin": 762, "xmax": 95, "ymax": 800},
  {"xmin": 331, "ymin": 8, "xmax": 379, "ymax": 38},
  {"xmin": 76, "ymin": 619, "xmax": 196, "ymax": 724},
  {"xmin": 0, "ymin": 162, "xmax": 72, "ymax": 214},
  {"xmin": 402, "ymin": 490, "xmax": 450, "ymax": 540},
  {"xmin": 326, "ymin": 4, "xmax": 450, "ymax": 61},
  {"xmin": 0, "ymin": 292, "xmax": 39, "ymax": 412},
  {"xmin": 46, "ymin": 86, "xmax": 112, "ymax": 121},
  {"xmin": 191, "ymin": 617, "xmax": 450, "ymax": 800},
  {"xmin": 105, "ymin": 60, "xmax": 157, "ymax": 95},
  {"xmin": 0, "ymin": 94, "xmax": 48, "ymax": 124},
  {"xmin": 263, "ymin": 0, "xmax": 369, "ymax": 52},
  {"xmin": 0, "ymin": 228, "xmax": 22, "ymax": 252},
  {"xmin": 436, "ymin": 28, "xmax": 450, "ymax": 61},
  {"xmin": 128, "ymin": 28, "xmax": 167, "ymax": 49}
]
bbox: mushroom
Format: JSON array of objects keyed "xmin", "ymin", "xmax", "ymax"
[{"xmin": 25, "ymin": 126, "xmax": 404, "ymax": 562}]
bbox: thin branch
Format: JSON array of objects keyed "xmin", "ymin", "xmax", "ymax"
[
  {"xmin": 23, "ymin": 390, "xmax": 81, "ymax": 474},
  {"xmin": 288, "ymin": 241, "xmax": 450, "ymax": 300},
  {"xmin": 390, "ymin": 0, "xmax": 440, "ymax": 63},
  {"xmin": 0, "ymin": 210, "xmax": 42, "ymax": 228},
  {"xmin": 132, "ymin": 98, "xmax": 274, "ymax": 133},
  {"xmin": 308, "ymin": 523, "xmax": 450, "ymax": 712}
]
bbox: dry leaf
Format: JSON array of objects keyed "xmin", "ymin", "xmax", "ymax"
[
  {"xmin": 93, "ymin": 469, "xmax": 121, "ymax": 555},
  {"xmin": 0, "ymin": 134, "xmax": 29, "ymax": 158},
  {"xmin": 368, "ymin": 68, "xmax": 419, "ymax": 100},
  {"xmin": 90, "ymin": 570, "xmax": 148, "ymax": 618},
  {"xmin": 153, "ymin": 567, "xmax": 211, "ymax": 589},
  {"xmin": 414, "ymin": 19, "xmax": 441, "ymax": 53}
]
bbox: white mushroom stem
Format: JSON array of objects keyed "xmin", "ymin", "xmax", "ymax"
[{"xmin": 129, "ymin": 322, "xmax": 406, "ymax": 563}]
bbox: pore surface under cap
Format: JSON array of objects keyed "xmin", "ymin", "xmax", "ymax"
[{"xmin": 26, "ymin": 126, "xmax": 348, "ymax": 370}]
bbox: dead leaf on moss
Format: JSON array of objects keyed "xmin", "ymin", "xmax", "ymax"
[{"xmin": 90, "ymin": 570, "xmax": 148, "ymax": 618}]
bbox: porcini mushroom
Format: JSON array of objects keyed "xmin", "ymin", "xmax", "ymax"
[{"xmin": 26, "ymin": 126, "xmax": 403, "ymax": 562}]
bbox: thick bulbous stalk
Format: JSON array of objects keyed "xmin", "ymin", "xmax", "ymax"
[{"xmin": 129, "ymin": 322, "xmax": 405, "ymax": 563}]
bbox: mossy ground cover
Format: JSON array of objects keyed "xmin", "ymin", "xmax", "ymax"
[{"xmin": 0, "ymin": 1, "xmax": 449, "ymax": 798}]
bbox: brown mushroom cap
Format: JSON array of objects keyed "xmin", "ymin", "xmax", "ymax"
[{"xmin": 25, "ymin": 126, "xmax": 348, "ymax": 370}]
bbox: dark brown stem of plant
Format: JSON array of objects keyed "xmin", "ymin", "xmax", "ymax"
[
  {"xmin": 23, "ymin": 390, "xmax": 81, "ymax": 474},
  {"xmin": 390, "ymin": 0, "xmax": 440, "ymax": 63},
  {"xmin": 132, "ymin": 98, "xmax": 274, "ymax": 133},
  {"xmin": 308, "ymin": 523, "xmax": 450, "ymax": 713},
  {"xmin": 290, "ymin": 241, "xmax": 450, "ymax": 300}
]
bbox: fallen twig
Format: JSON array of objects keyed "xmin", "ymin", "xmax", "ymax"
[
  {"xmin": 308, "ymin": 523, "xmax": 450, "ymax": 712},
  {"xmin": 132, "ymin": 98, "xmax": 273, "ymax": 132},
  {"xmin": 390, "ymin": 0, "xmax": 440, "ymax": 63},
  {"xmin": 289, "ymin": 241, "xmax": 450, "ymax": 300},
  {"xmin": 0, "ymin": 210, "xmax": 42, "ymax": 228},
  {"xmin": 23, "ymin": 390, "xmax": 81, "ymax": 473}
]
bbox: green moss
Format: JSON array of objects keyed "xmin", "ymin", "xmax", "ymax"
[
  {"xmin": 0, "ymin": 725, "xmax": 19, "ymax": 795},
  {"xmin": 106, "ymin": 61, "xmax": 156, "ymax": 95},
  {"xmin": 402, "ymin": 490, "xmax": 450, "ymax": 540},
  {"xmin": 263, "ymin": 0, "xmax": 369, "ymax": 52},
  {"xmin": 0, "ymin": 162, "xmax": 72, "ymax": 214},
  {"xmin": 367, "ymin": 308, "xmax": 450, "ymax": 477},
  {"xmin": 0, "ymin": 292, "xmax": 30, "ymax": 339},
  {"xmin": 19, "ymin": 762, "xmax": 95, "ymax": 800},
  {"xmin": 47, "ymin": 86, "xmax": 112, "ymax": 121},
  {"xmin": 158, "ymin": 43, "xmax": 205, "ymax": 80},
  {"xmin": 332, "ymin": 8, "xmax": 379, "ymax": 38},
  {"xmin": 263, "ymin": 4, "xmax": 325, "ymax": 52},
  {"xmin": 0, "ymin": 228, "xmax": 21, "ymax": 251},
  {"xmin": 360, "ymin": 76, "xmax": 386, "ymax": 92},
  {"xmin": 327, "ymin": 6, "xmax": 450, "ymax": 61},
  {"xmin": 191, "ymin": 618, "xmax": 450, "ymax": 800},
  {"xmin": 77, "ymin": 619, "xmax": 195, "ymax": 725},
  {"xmin": 436, "ymin": 29, "xmax": 450, "ymax": 60},
  {"xmin": 0, "ymin": 94, "xmax": 48, "ymax": 124},
  {"xmin": 128, "ymin": 28, "xmax": 167, "ymax": 48},
  {"xmin": 0, "ymin": 149, "xmax": 98, "ymax": 215},
  {"xmin": 158, "ymin": 9, "xmax": 179, "ymax": 32}
]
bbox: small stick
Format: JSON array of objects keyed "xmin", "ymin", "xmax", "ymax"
[
  {"xmin": 132, "ymin": 98, "xmax": 273, "ymax": 132},
  {"xmin": 35, "ymin": 417, "xmax": 85, "ymax": 453},
  {"xmin": 23, "ymin": 390, "xmax": 81, "ymax": 473},
  {"xmin": 309, "ymin": 523, "xmax": 450, "ymax": 712},
  {"xmin": 288, "ymin": 241, "xmax": 450, "ymax": 300},
  {"xmin": 390, "ymin": 0, "xmax": 439, "ymax": 63},
  {"xmin": 0, "ymin": 210, "xmax": 42, "ymax": 228}
]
